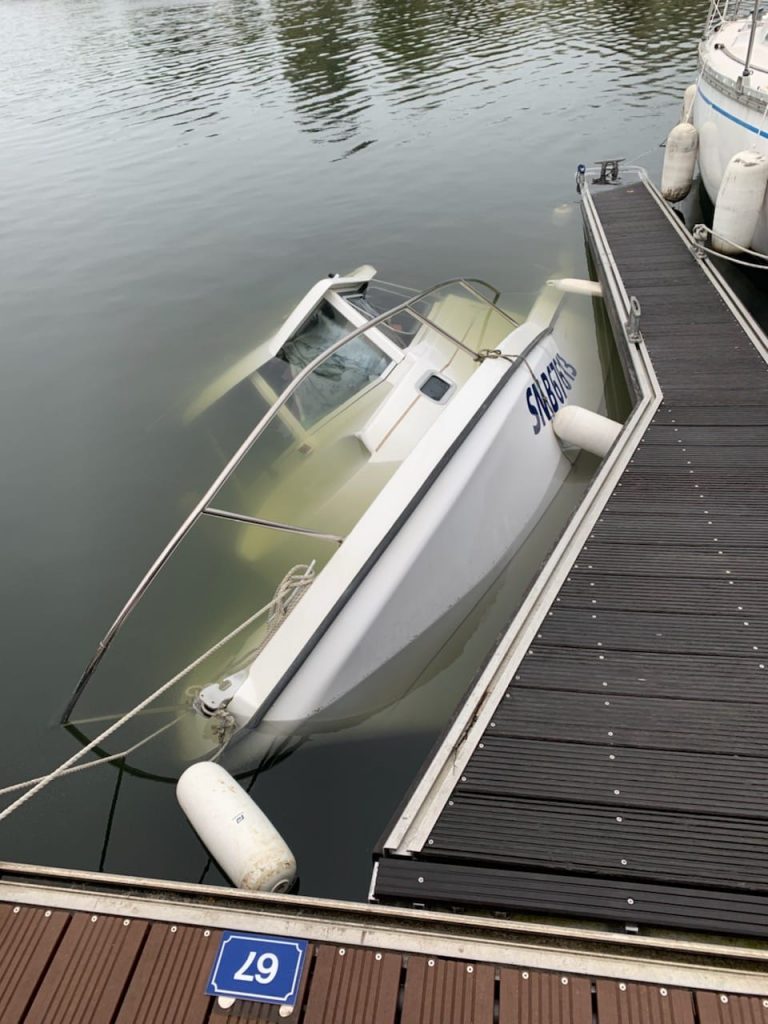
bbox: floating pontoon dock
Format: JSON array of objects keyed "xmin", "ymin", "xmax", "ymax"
[
  {"xmin": 3, "ymin": 168, "xmax": 768, "ymax": 1020},
  {"xmin": 374, "ymin": 169, "xmax": 768, "ymax": 943},
  {"xmin": 1, "ymin": 862, "xmax": 768, "ymax": 1022}
]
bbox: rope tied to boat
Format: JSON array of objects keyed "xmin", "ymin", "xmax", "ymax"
[
  {"xmin": 476, "ymin": 348, "xmax": 520, "ymax": 363},
  {"xmin": 692, "ymin": 223, "xmax": 768, "ymax": 269},
  {"xmin": 0, "ymin": 563, "xmax": 316, "ymax": 821},
  {"xmin": 208, "ymin": 562, "xmax": 316, "ymax": 758}
]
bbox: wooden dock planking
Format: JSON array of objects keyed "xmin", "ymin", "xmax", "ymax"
[
  {"xmin": 372, "ymin": 178, "xmax": 768, "ymax": 938},
  {"xmin": 498, "ymin": 968, "xmax": 593, "ymax": 1023},
  {"xmin": 399, "ymin": 956, "xmax": 495, "ymax": 1024},
  {"xmin": 116, "ymin": 922, "xmax": 221, "ymax": 1024},
  {"xmin": 0, "ymin": 904, "xmax": 70, "ymax": 1023},
  {"xmin": 595, "ymin": 979, "xmax": 696, "ymax": 1024},
  {"xmin": 2, "ymin": 899, "xmax": 766, "ymax": 1022},
  {"xmin": 301, "ymin": 945, "xmax": 401, "ymax": 1024},
  {"xmin": 10, "ymin": 910, "xmax": 148, "ymax": 1024}
]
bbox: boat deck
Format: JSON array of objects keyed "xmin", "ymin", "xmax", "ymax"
[
  {"xmin": 2, "ymin": 865, "xmax": 768, "ymax": 1022},
  {"xmin": 372, "ymin": 174, "xmax": 768, "ymax": 939}
]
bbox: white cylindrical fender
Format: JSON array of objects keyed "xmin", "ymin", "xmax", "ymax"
[
  {"xmin": 681, "ymin": 83, "xmax": 697, "ymax": 124},
  {"xmin": 553, "ymin": 406, "xmax": 621, "ymax": 458},
  {"xmin": 177, "ymin": 762, "xmax": 297, "ymax": 892},
  {"xmin": 546, "ymin": 278, "xmax": 602, "ymax": 297},
  {"xmin": 661, "ymin": 122, "xmax": 698, "ymax": 202},
  {"xmin": 712, "ymin": 149, "xmax": 768, "ymax": 255}
]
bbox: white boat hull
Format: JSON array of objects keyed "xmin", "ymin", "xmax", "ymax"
[
  {"xmin": 224, "ymin": 291, "xmax": 609, "ymax": 747},
  {"xmin": 63, "ymin": 272, "xmax": 618, "ymax": 775},
  {"xmin": 693, "ymin": 82, "xmax": 768, "ymax": 254}
]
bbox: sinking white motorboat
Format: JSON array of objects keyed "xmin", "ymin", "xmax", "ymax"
[
  {"xmin": 662, "ymin": 0, "xmax": 768, "ymax": 256},
  {"xmin": 62, "ymin": 267, "xmax": 619, "ymax": 763}
]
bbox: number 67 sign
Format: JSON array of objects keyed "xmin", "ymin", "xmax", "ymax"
[{"xmin": 206, "ymin": 931, "xmax": 308, "ymax": 1005}]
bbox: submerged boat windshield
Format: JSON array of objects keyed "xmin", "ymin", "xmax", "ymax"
[
  {"xmin": 344, "ymin": 285, "xmax": 422, "ymax": 349},
  {"xmin": 258, "ymin": 299, "xmax": 392, "ymax": 428}
]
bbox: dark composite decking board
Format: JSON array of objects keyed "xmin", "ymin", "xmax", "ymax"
[
  {"xmin": 427, "ymin": 794, "xmax": 768, "ymax": 888},
  {"xmin": 556, "ymin": 574, "xmax": 765, "ymax": 616},
  {"xmin": 374, "ymin": 859, "xmax": 768, "ymax": 936},
  {"xmin": 533, "ymin": 607, "xmax": 762, "ymax": 656},
  {"xmin": 488, "ymin": 688, "xmax": 768, "ymax": 756},
  {"xmin": 651, "ymin": 405, "xmax": 768, "ymax": 425},
  {"xmin": 374, "ymin": 182, "xmax": 768, "ymax": 937},
  {"xmin": 642, "ymin": 425, "xmax": 768, "ymax": 444},
  {"xmin": 566, "ymin": 543, "xmax": 768, "ymax": 580},
  {"xmin": 459, "ymin": 738, "xmax": 768, "ymax": 817},
  {"xmin": 515, "ymin": 647, "xmax": 768, "ymax": 702},
  {"xmin": 2, "ymin": 901, "xmax": 766, "ymax": 1024}
]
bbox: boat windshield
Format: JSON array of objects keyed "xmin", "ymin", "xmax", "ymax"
[{"xmin": 258, "ymin": 300, "xmax": 392, "ymax": 427}]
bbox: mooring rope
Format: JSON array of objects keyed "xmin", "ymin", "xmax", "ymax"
[
  {"xmin": 693, "ymin": 223, "xmax": 768, "ymax": 269},
  {"xmin": 0, "ymin": 563, "xmax": 315, "ymax": 822},
  {"xmin": 0, "ymin": 715, "xmax": 185, "ymax": 797}
]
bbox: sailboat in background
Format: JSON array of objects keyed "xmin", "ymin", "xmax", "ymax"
[{"xmin": 663, "ymin": 0, "xmax": 768, "ymax": 258}]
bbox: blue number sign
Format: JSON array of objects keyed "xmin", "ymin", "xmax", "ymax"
[{"xmin": 206, "ymin": 931, "xmax": 308, "ymax": 1005}]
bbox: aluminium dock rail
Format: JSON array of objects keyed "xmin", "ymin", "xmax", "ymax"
[{"xmin": 372, "ymin": 169, "xmax": 768, "ymax": 942}]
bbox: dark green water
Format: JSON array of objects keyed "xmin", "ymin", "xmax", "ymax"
[{"xmin": 1, "ymin": 0, "xmax": 705, "ymax": 897}]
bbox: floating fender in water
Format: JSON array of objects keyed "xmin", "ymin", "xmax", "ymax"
[
  {"xmin": 661, "ymin": 122, "xmax": 698, "ymax": 203},
  {"xmin": 712, "ymin": 149, "xmax": 768, "ymax": 255},
  {"xmin": 553, "ymin": 406, "xmax": 621, "ymax": 459},
  {"xmin": 681, "ymin": 83, "xmax": 697, "ymax": 124},
  {"xmin": 551, "ymin": 203, "xmax": 574, "ymax": 226},
  {"xmin": 177, "ymin": 762, "xmax": 297, "ymax": 892},
  {"xmin": 546, "ymin": 277, "xmax": 602, "ymax": 297}
]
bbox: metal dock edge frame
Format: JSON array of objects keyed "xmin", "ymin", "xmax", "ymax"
[
  {"xmin": 1, "ymin": 861, "xmax": 768, "ymax": 995},
  {"xmin": 374, "ymin": 178, "xmax": 664, "ymax": 861}
]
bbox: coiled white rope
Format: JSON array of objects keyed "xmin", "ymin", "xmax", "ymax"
[{"xmin": 0, "ymin": 563, "xmax": 315, "ymax": 822}]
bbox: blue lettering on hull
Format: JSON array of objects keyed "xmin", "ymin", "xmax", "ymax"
[{"xmin": 526, "ymin": 353, "xmax": 578, "ymax": 435}]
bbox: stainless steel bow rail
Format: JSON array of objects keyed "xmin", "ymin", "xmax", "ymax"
[{"xmin": 61, "ymin": 278, "xmax": 520, "ymax": 723}]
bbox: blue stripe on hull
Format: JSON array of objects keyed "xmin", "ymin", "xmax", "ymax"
[{"xmin": 697, "ymin": 83, "xmax": 768, "ymax": 140}]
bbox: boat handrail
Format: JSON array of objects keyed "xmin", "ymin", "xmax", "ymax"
[
  {"xmin": 699, "ymin": 58, "xmax": 768, "ymax": 111},
  {"xmin": 203, "ymin": 507, "xmax": 345, "ymax": 544},
  {"xmin": 61, "ymin": 277, "xmax": 519, "ymax": 722},
  {"xmin": 704, "ymin": 0, "xmax": 763, "ymax": 37}
]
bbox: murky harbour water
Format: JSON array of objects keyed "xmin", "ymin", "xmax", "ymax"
[{"xmin": 1, "ymin": 0, "xmax": 706, "ymax": 897}]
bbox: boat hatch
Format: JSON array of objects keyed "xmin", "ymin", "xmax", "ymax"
[{"xmin": 419, "ymin": 374, "xmax": 454, "ymax": 403}]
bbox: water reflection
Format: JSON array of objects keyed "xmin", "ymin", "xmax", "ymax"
[
  {"xmin": 269, "ymin": 0, "xmax": 372, "ymax": 142},
  {"xmin": 2, "ymin": 0, "xmax": 705, "ymax": 143}
]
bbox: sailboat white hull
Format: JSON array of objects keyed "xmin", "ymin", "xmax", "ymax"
[
  {"xmin": 693, "ymin": 84, "xmax": 768, "ymax": 254},
  {"xmin": 691, "ymin": 7, "xmax": 768, "ymax": 256}
]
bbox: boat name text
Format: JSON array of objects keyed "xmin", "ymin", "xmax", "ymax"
[{"xmin": 526, "ymin": 354, "xmax": 578, "ymax": 434}]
